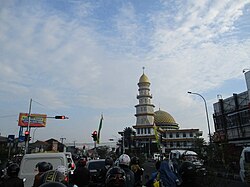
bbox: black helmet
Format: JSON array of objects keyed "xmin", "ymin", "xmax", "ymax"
[
  {"xmin": 7, "ymin": 163, "xmax": 20, "ymax": 177},
  {"xmin": 105, "ymin": 166, "xmax": 126, "ymax": 187},
  {"xmin": 39, "ymin": 182, "xmax": 67, "ymax": 187},
  {"xmin": 37, "ymin": 162, "xmax": 52, "ymax": 173},
  {"xmin": 105, "ymin": 156, "xmax": 114, "ymax": 166},
  {"xmin": 39, "ymin": 170, "xmax": 67, "ymax": 185},
  {"xmin": 131, "ymin": 156, "xmax": 139, "ymax": 165}
]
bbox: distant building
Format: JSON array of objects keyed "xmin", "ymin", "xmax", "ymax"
[
  {"xmin": 212, "ymin": 70, "xmax": 250, "ymax": 145},
  {"xmin": 132, "ymin": 70, "xmax": 202, "ymax": 155}
]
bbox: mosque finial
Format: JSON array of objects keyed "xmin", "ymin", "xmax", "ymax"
[{"xmin": 142, "ymin": 67, "xmax": 145, "ymax": 74}]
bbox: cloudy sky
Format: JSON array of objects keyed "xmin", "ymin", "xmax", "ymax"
[{"xmin": 1, "ymin": 0, "xmax": 250, "ymax": 146}]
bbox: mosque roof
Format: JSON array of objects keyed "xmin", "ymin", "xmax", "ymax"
[
  {"xmin": 154, "ymin": 109, "xmax": 179, "ymax": 129},
  {"xmin": 139, "ymin": 73, "xmax": 150, "ymax": 83}
]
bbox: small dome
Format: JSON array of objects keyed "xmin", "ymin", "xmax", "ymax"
[
  {"xmin": 154, "ymin": 109, "xmax": 179, "ymax": 129},
  {"xmin": 139, "ymin": 73, "xmax": 150, "ymax": 83}
]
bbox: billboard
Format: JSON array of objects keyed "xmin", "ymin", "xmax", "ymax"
[{"xmin": 18, "ymin": 113, "xmax": 47, "ymax": 127}]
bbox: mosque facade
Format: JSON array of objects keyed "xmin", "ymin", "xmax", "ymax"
[{"xmin": 132, "ymin": 71, "xmax": 202, "ymax": 155}]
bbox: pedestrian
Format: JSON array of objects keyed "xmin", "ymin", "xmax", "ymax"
[
  {"xmin": 118, "ymin": 154, "xmax": 135, "ymax": 187},
  {"xmin": 72, "ymin": 157, "xmax": 90, "ymax": 187},
  {"xmin": 2, "ymin": 163, "xmax": 24, "ymax": 187}
]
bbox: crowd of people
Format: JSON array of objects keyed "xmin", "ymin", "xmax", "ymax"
[{"xmin": 0, "ymin": 152, "xmax": 202, "ymax": 187}]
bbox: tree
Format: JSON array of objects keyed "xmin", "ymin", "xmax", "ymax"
[{"xmin": 123, "ymin": 127, "xmax": 135, "ymax": 153}]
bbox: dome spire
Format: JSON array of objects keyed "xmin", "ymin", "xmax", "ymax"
[{"xmin": 142, "ymin": 66, "xmax": 145, "ymax": 74}]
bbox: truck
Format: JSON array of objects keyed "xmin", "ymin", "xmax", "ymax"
[{"xmin": 18, "ymin": 153, "xmax": 68, "ymax": 187}]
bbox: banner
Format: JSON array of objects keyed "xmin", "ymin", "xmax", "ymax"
[
  {"xmin": 153, "ymin": 123, "xmax": 160, "ymax": 148},
  {"xmin": 18, "ymin": 113, "xmax": 47, "ymax": 127},
  {"xmin": 97, "ymin": 114, "xmax": 103, "ymax": 144}
]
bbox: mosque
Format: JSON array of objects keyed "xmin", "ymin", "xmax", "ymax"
[{"xmin": 132, "ymin": 70, "xmax": 203, "ymax": 155}]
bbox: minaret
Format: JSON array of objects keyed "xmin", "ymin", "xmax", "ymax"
[{"xmin": 135, "ymin": 67, "xmax": 155, "ymax": 126}]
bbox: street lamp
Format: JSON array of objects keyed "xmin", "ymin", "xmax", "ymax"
[{"xmin": 187, "ymin": 91, "xmax": 212, "ymax": 144}]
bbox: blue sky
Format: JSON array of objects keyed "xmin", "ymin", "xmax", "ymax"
[{"xmin": 1, "ymin": 0, "xmax": 250, "ymax": 146}]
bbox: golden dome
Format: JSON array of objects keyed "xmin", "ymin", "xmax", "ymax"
[
  {"xmin": 139, "ymin": 73, "xmax": 150, "ymax": 83},
  {"xmin": 154, "ymin": 109, "xmax": 179, "ymax": 129}
]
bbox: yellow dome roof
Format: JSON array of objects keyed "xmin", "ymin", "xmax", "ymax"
[
  {"xmin": 154, "ymin": 109, "xmax": 179, "ymax": 129},
  {"xmin": 139, "ymin": 73, "xmax": 150, "ymax": 83}
]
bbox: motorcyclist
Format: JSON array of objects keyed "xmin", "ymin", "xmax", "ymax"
[
  {"xmin": 98, "ymin": 156, "xmax": 114, "ymax": 185},
  {"xmin": 118, "ymin": 154, "xmax": 135, "ymax": 187},
  {"xmin": 72, "ymin": 157, "xmax": 90, "ymax": 187},
  {"xmin": 130, "ymin": 156, "xmax": 143, "ymax": 187},
  {"xmin": 33, "ymin": 162, "xmax": 53, "ymax": 187},
  {"xmin": 178, "ymin": 157, "xmax": 199, "ymax": 187},
  {"xmin": 105, "ymin": 166, "xmax": 126, "ymax": 187},
  {"xmin": 39, "ymin": 169, "xmax": 68, "ymax": 186},
  {"xmin": 1, "ymin": 163, "xmax": 24, "ymax": 187}
]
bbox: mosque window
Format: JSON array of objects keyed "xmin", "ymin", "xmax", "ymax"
[
  {"xmin": 147, "ymin": 128, "xmax": 150, "ymax": 134},
  {"xmin": 177, "ymin": 142, "xmax": 180, "ymax": 147},
  {"xmin": 137, "ymin": 129, "xmax": 140, "ymax": 134},
  {"xmin": 140, "ymin": 128, "xmax": 143, "ymax": 134},
  {"xmin": 183, "ymin": 142, "xmax": 187, "ymax": 147},
  {"xmin": 144, "ymin": 128, "xmax": 147, "ymax": 134},
  {"xmin": 170, "ymin": 133, "xmax": 173, "ymax": 138},
  {"xmin": 176, "ymin": 133, "xmax": 179, "ymax": 138},
  {"xmin": 170, "ymin": 142, "xmax": 173, "ymax": 147},
  {"xmin": 183, "ymin": 133, "xmax": 186, "ymax": 137},
  {"xmin": 190, "ymin": 133, "xmax": 193, "ymax": 137}
]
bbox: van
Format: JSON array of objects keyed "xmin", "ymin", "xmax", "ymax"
[
  {"xmin": 18, "ymin": 153, "xmax": 68, "ymax": 187},
  {"xmin": 240, "ymin": 147, "xmax": 250, "ymax": 183}
]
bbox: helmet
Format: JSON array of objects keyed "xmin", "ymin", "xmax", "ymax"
[
  {"xmin": 39, "ymin": 170, "xmax": 67, "ymax": 185},
  {"xmin": 38, "ymin": 162, "xmax": 52, "ymax": 173},
  {"xmin": 105, "ymin": 156, "xmax": 114, "ymax": 166},
  {"xmin": 118, "ymin": 154, "xmax": 130, "ymax": 167},
  {"xmin": 7, "ymin": 163, "xmax": 20, "ymax": 177},
  {"xmin": 131, "ymin": 156, "xmax": 139, "ymax": 165},
  {"xmin": 39, "ymin": 182, "xmax": 67, "ymax": 187},
  {"xmin": 105, "ymin": 166, "xmax": 126, "ymax": 187},
  {"xmin": 56, "ymin": 165, "xmax": 68, "ymax": 176}
]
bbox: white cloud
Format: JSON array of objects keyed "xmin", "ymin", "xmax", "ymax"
[{"xmin": 0, "ymin": 0, "xmax": 250, "ymax": 142}]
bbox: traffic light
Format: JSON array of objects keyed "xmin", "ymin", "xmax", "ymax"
[
  {"xmin": 55, "ymin": 116, "xmax": 66, "ymax": 119},
  {"xmin": 92, "ymin": 131, "xmax": 98, "ymax": 141},
  {"xmin": 24, "ymin": 130, "xmax": 29, "ymax": 142}
]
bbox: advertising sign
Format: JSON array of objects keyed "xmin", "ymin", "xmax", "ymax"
[
  {"xmin": 8, "ymin": 135, "xmax": 15, "ymax": 142},
  {"xmin": 18, "ymin": 113, "xmax": 47, "ymax": 127}
]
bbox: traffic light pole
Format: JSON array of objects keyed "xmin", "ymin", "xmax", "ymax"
[{"xmin": 24, "ymin": 98, "xmax": 32, "ymax": 154}]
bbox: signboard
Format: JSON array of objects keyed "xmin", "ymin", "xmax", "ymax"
[
  {"xmin": 18, "ymin": 113, "xmax": 47, "ymax": 127},
  {"xmin": 8, "ymin": 135, "xmax": 15, "ymax": 142}
]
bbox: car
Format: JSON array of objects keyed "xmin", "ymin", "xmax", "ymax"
[
  {"xmin": 64, "ymin": 152, "xmax": 75, "ymax": 174},
  {"xmin": 86, "ymin": 159, "xmax": 105, "ymax": 185}
]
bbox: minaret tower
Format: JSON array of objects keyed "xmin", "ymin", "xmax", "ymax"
[{"xmin": 135, "ymin": 67, "xmax": 155, "ymax": 126}]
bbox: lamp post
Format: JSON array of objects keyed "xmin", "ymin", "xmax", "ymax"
[{"xmin": 187, "ymin": 91, "xmax": 212, "ymax": 144}]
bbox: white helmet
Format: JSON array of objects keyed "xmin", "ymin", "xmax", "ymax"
[
  {"xmin": 119, "ymin": 154, "xmax": 131, "ymax": 166},
  {"xmin": 56, "ymin": 165, "xmax": 67, "ymax": 176}
]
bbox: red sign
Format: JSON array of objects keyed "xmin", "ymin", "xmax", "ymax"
[{"xmin": 18, "ymin": 113, "xmax": 47, "ymax": 127}]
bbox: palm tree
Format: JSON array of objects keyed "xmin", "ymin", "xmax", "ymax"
[{"xmin": 123, "ymin": 127, "xmax": 135, "ymax": 153}]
